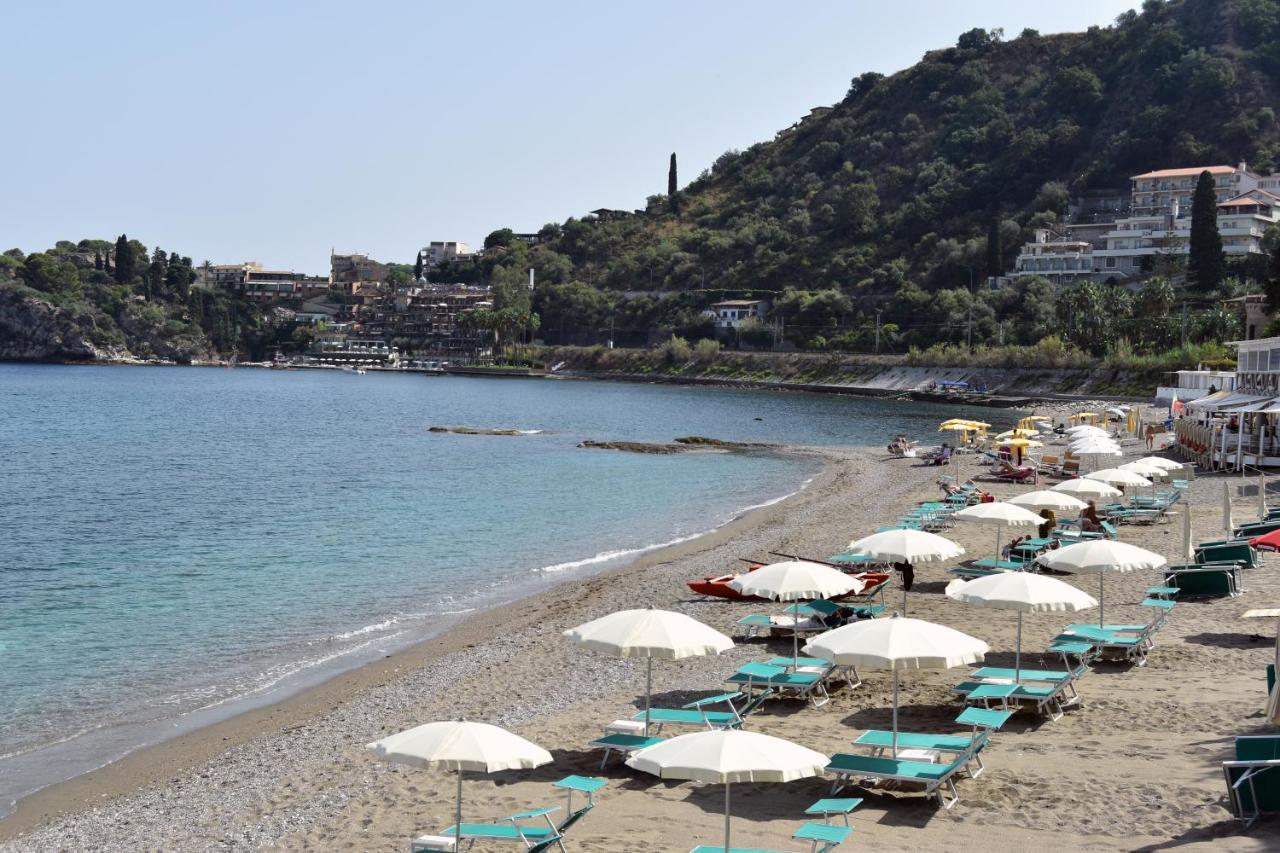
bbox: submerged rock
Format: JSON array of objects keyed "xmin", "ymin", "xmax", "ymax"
[
  {"xmin": 578, "ymin": 440, "xmax": 687, "ymax": 454},
  {"xmin": 673, "ymin": 435, "xmax": 774, "ymax": 449},
  {"xmin": 428, "ymin": 426, "xmax": 542, "ymax": 436}
]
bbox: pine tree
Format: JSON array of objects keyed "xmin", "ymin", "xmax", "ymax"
[
  {"xmin": 113, "ymin": 234, "xmax": 135, "ymax": 284},
  {"xmin": 1187, "ymin": 170, "xmax": 1224, "ymax": 292},
  {"xmin": 149, "ymin": 248, "xmax": 169, "ymax": 296},
  {"xmin": 985, "ymin": 217, "xmax": 1002, "ymax": 279},
  {"xmin": 414, "ymin": 251, "xmax": 424, "ymax": 282},
  {"xmin": 668, "ymin": 152, "xmax": 679, "ymax": 215},
  {"xmin": 104, "ymin": 250, "xmax": 112, "ymax": 276}
]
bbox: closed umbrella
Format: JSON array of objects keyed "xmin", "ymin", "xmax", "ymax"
[
  {"xmin": 730, "ymin": 561, "xmax": 861, "ymax": 666},
  {"xmin": 804, "ymin": 617, "xmax": 987, "ymax": 756},
  {"xmin": 627, "ymin": 730, "xmax": 827, "ymax": 852},
  {"xmin": 954, "ymin": 501, "xmax": 1045, "ymax": 562},
  {"xmin": 1182, "ymin": 504, "xmax": 1194, "ymax": 562},
  {"xmin": 565, "ymin": 609, "xmax": 733, "ymax": 736},
  {"xmin": 368, "ymin": 720, "xmax": 552, "ymax": 847},
  {"xmin": 1051, "ymin": 479, "xmax": 1123, "ymax": 499},
  {"xmin": 1036, "ymin": 540, "xmax": 1166, "ymax": 626},
  {"xmin": 1223, "ymin": 481, "xmax": 1235, "ymax": 535},
  {"xmin": 947, "ymin": 573, "xmax": 1096, "ymax": 682}
]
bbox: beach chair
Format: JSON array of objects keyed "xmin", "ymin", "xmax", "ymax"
[
  {"xmin": 421, "ymin": 777, "xmax": 605, "ymax": 852},
  {"xmin": 851, "ymin": 707, "xmax": 1011, "ymax": 778},
  {"xmin": 825, "ymin": 751, "xmax": 971, "ymax": 809},
  {"xmin": 631, "ymin": 690, "xmax": 774, "ymax": 732},
  {"xmin": 792, "ymin": 820, "xmax": 853, "ymax": 852},
  {"xmin": 804, "ymin": 797, "xmax": 862, "ymax": 826},
  {"xmin": 1223, "ymin": 735, "xmax": 1280, "ymax": 826},
  {"xmin": 1163, "ymin": 563, "xmax": 1242, "ymax": 597},
  {"xmin": 589, "ymin": 730, "xmax": 664, "ymax": 768},
  {"xmin": 1052, "ymin": 624, "xmax": 1153, "ymax": 666},
  {"xmin": 725, "ymin": 661, "xmax": 833, "ymax": 708},
  {"xmin": 948, "ymin": 558, "xmax": 1024, "ymax": 579},
  {"xmin": 953, "ymin": 670, "xmax": 1084, "ymax": 720}
]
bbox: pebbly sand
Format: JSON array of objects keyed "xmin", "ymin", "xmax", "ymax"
[{"xmin": 2, "ymin": 430, "xmax": 1279, "ymax": 851}]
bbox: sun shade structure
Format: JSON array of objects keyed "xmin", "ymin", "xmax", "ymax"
[
  {"xmin": 730, "ymin": 561, "xmax": 861, "ymax": 666},
  {"xmin": 368, "ymin": 720, "xmax": 552, "ymax": 848},
  {"xmin": 804, "ymin": 617, "xmax": 987, "ymax": 756},
  {"xmin": 627, "ymin": 730, "xmax": 827, "ymax": 853},
  {"xmin": 565, "ymin": 609, "xmax": 733, "ymax": 736},
  {"xmin": 1008, "ymin": 490, "xmax": 1088, "ymax": 513},
  {"xmin": 947, "ymin": 573, "xmax": 1096, "ymax": 682},
  {"xmin": 1085, "ymin": 468, "xmax": 1153, "ymax": 489},
  {"xmin": 954, "ymin": 501, "xmax": 1046, "ymax": 561},
  {"xmin": 1050, "ymin": 479, "xmax": 1123, "ymax": 499},
  {"xmin": 846, "ymin": 529, "xmax": 965, "ymax": 563},
  {"xmin": 1134, "ymin": 456, "xmax": 1182, "ymax": 471},
  {"xmin": 1224, "ymin": 481, "xmax": 1235, "ymax": 535},
  {"xmin": 1036, "ymin": 541, "xmax": 1166, "ymax": 626}
]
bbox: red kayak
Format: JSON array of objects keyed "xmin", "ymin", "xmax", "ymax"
[{"xmin": 687, "ymin": 566, "xmax": 892, "ymax": 601}]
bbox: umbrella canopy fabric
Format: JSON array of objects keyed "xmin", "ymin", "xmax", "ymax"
[
  {"xmin": 805, "ymin": 617, "xmax": 988, "ymax": 758},
  {"xmin": 1051, "ymin": 479, "xmax": 1123, "ymax": 499},
  {"xmin": 1134, "ymin": 456, "xmax": 1182, "ymax": 471},
  {"xmin": 565, "ymin": 608, "xmax": 733, "ymax": 736},
  {"xmin": 804, "ymin": 617, "xmax": 988, "ymax": 671},
  {"xmin": 1085, "ymin": 468, "xmax": 1153, "ymax": 488},
  {"xmin": 367, "ymin": 720, "xmax": 552, "ymax": 772},
  {"xmin": 1035, "ymin": 540, "xmax": 1166, "ymax": 627},
  {"xmin": 728, "ymin": 561, "xmax": 862, "ymax": 601},
  {"xmin": 626, "ymin": 729, "xmax": 828, "ymax": 784},
  {"xmin": 368, "ymin": 720, "xmax": 553, "ymax": 847},
  {"xmin": 627, "ymin": 730, "xmax": 827, "ymax": 852},
  {"xmin": 1008, "ymin": 490, "xmax": 1088, "ymax": 513},
  {"xmin": 564, "ymin": 608, "xmax": 734, "ymax": 660},
  {"xmin": 1118, "ymin": 461, "xmax": 1167, "ymax": 479},
  {"xmin": 845, "ymin": 529, "xmax": 965, "ymax": 563},
  {"xmin": 946, "ymin": 573, "xmax": 1096, "ymax": 681},
  {"xmin": 954, "ymin": 501, "xmax": 1046, "ymax": 561}
]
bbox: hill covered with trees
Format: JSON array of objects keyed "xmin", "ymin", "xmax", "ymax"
[{"xmin": 473, "ymin": 0, "xmax": 1280, "ymax": 357}]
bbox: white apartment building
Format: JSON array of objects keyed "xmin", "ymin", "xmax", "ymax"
[
  {"xmin": 708, "ymin": 299, "xmax": 769, "ymax": 329},
  {"xmin": 420, "ymin": 241, "xmax": 475, "ymax": 268},
  {"xmin": 1009, "ymin": 230, "xmax": 1095, "ymax": 283}
]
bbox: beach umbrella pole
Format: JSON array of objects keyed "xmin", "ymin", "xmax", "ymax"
[
  {"xmin": 1099, "ymin": 575, "xmax": 1105, "ymax": 628},
  {"xmin": 1015, "ymin": 612, "xmax": 1022, "ymax": 684},
  {"xmin": 644, "ymin": 657, "xmax": 653, "ymax": 737},
  {"xmin": 891, "ymin": 668, "xmax": 900, "ymax": 758},
  {"xmin": 724, "ymin": 782, "xmax": 732, "ymax": 851},
  {"xmin": 455, "ymin": 770, "xmax": 464, "ymax": 846}
]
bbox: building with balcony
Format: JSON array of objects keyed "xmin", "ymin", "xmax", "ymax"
[
  {"xmin": 1009, "ymin": 230, "xmax": 1095, "ymax": 283},
  {"xmin": 420, "ymin": 241, "xmax": 475, "ymax": 267},
  {"xmin": 709, "ymin": 299, "xmax": 769, "ymax": 329},
  {"xmin": 330, "ymin": 253, "xmax": 388, "ymax": 293}
]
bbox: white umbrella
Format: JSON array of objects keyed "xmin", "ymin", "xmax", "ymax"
[
  {"xmin": 1223, "ymin": 481, "xmax": 1234, "ymax": 535},
  {"xmin": 1051, "ymin": 479, "xmax": 1123, "ymax": 499},
  {"xmin": 1134, "ymin": 456, "xmax": 1181, "ymax": 471},
  {"xmin": 565, "ymin": 609, "xmax": 733, "ymax": 736},
  {"xmin": 954, "ymin": 502, "xmax": 1045, "ymax": 562},
  {"xmin": 804, "ymin": 617, "xmax": 987, "ymax": 756},
  {"xmin": 368, "ymin": 720, "xmax": 552, "ymax": 846},
  {"xmin": 845, "ymin": 529, "xmax": 965, "ymax": 615},
  {"xmin": 627, "ymin": 730, "xmax": 827, "ymax": 852},
  {"xmin": 729, "ymin": 561, "xmax": 861, "ymax": 666},
  {"xmin": 1085, "ymin": 468, "xmax": 1153, "ymax": 489},
  {"xmin": 1008, "ymin": 490, "xmax": 1088, "ymax": 513},
  {"xmin": 1036, "ymin": 541, "xmax": 1166, "ymax": 626},
  {"xmin": 947, "ymin": 573, "xmax": 1096, "ymax": 682}
]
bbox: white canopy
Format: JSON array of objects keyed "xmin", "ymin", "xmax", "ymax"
[
  {"xmin": 955, "ymin": 501, "xmax": 1047, "ymax": 561},
  {"xmin": 1085, "ymin": 468, "xmax": 1153, "ymax": 488},
  {"xmin": 627, "ymin": 730, "xmax": 828, "ymax": 852},
  {"xmin": 1050, "ymin": 478, "xmax": 1123, "ymax": 499},
  {"xmin": 845, "ymin": 529, "xmax": 964, "ymax": 563},
  {"xmin": 1035, "ymin": 540, "xmax": 1166, "ymax": 626},
  {"xmin": 1008, "ymin": 490, "xmax": 1088, "ymax": 513},
  {"xmin": 728, "ymin": 560, "xmax": 863, "ymax": 601},
  {"xmin": 1134, "ymin": 456, "xmax": 1182, "ymax": 471}
]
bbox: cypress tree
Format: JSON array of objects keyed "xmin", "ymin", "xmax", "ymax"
[
  {"xmin": 113, "ymin": 234, "xmax": 135, "ymax": 284},
  {"xmin": 93, "ymin": 251, "xmax": 103, "ymax": 271},
  {"xmin": 414, "ymin": 251, "xmax": 424, "ymax": 281},
  {"xmin": 1187, "ymin": 170, "xmax": 1224, "ymax": 292},
  {"xmin": 1265, "ymin": 239, "xmax": 1280, "ymax": 316},
  {"xmin": 668, "ymin": 152, "xmax": 679, "ymax": 215},
  {"xmin": 985, "ymin": 217, "xmax": 1003, "ymax": 279}
]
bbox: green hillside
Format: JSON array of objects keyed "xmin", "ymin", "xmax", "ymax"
[{"xmin": 479, "ymin": 0, "xmax": 1280, "ymax": 355}]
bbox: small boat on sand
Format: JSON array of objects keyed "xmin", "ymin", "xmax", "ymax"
[{"xmin": 688, "ymin": 563, "xmax": 891, "ymax": 601}]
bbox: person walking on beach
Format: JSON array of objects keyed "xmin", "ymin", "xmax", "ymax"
[
  {"xmin": 893, "ymin": 560, "xmax": 914, "ymax": 592},
  {"xmin": 1145, "ymin": 424, "xmax": 1155, "ymax": 450}
]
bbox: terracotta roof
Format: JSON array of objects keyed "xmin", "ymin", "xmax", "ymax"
[
  {"xmin": 1218, "ymin": 189, "xmax": 1280, "ymax": 207},
  {"xmin": 1131, "ymin": 165, "xmax": 1236, "ymax": 179}
]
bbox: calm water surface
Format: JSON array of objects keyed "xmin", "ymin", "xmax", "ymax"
[{"xmin": 0, "ymin": 364, "xmax": 1008, "ymax": 811}]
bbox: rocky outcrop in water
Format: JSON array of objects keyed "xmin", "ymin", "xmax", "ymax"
[
  {"xmin": 578, "ymin": 440, "xmax": 688, "ymax": 454},
  {"xmin": 429, "ymin": 426, "xmax": 542, "ymax": 436},
  {"xmin": 673, "ymin": 436, "xmax": 774, "ymax": 449}
]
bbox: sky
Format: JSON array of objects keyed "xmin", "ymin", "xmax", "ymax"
[{"xmin": 2, "ymin": 1, "xmax": 1140, "ymax": 272}]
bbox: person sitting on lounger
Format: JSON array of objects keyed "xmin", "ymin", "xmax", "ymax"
[
  {"xmin": 1038, "ymin": 509, "xmax": 1057, "ymax": 539},
  {"xmin": 1080, "ymin": 500, "xmax": 1102, "ymax": 532}
]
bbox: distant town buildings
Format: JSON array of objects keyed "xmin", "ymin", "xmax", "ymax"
[
  {"xmin": 709, "ymin": 299, "xmax": 770, "ymax": 330},
  {"xmin": 330, "ymin": 253, "xmax": 387, "ymax": 294},
  {"xmin": 1011, "ymin": 161, "xmax": 1280, "ymax": 284},
  {"xmin": 420, "ymin": 241, "xmax": 474, "ymax": 268}
]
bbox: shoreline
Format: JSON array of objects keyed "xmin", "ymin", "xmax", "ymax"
[{"xmin": 0, "ymin": 446, "xmax": 838, "ymax": 842}]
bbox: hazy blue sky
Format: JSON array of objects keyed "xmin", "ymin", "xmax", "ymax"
[{"xmin": 3, "ymin": 1, "xmax": 1139, "ymax": 272}]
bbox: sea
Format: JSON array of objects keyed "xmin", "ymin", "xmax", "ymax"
[{"xmin": 0, "ymin": 363, "xmax": 1005, "ymax": 814}]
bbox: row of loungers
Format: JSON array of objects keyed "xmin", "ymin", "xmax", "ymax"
[
  {"xmin": 737, "ymin": 598, "xmax": 887, "ymax": 642},
  {"xmin": 947, "ymin": 525, "xmax": 1117, "ymax": 579},
  {"xmin": 411, "ymin": 775, "xmax": 606, "ymax": 853},
  {"xmin": 1165, "ymin": 532, "xmax": 1266, "ymax": 598}
]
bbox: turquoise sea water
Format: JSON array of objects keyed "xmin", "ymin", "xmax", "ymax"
[{"xmin": 0, "ymin": 364, "xmax": 1005, "ymax": 812}]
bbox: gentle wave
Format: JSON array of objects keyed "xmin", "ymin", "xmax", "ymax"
[{"xmin": 330, "ymin": 616, "xmax": 401, "ymax": 641}]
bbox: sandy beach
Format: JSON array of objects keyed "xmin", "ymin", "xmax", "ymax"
[{"xmin": 3, "ymin": 431, "xmax": 1279, "ymax": 851}]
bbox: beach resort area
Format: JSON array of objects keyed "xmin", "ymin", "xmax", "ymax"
[{"xmin": 2, "ymin": 407, "xmax": 1278, "ymax": 852}]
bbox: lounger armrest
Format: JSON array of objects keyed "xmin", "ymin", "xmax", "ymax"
[
  {"xmin": 1223, "ymin": 758, "xmax": 1280, "ymax": 769},
  {"xmin": 507, "ymin": 807, "xmax": 559, "ymax": 820},
  {"xmin": 682, "ymin": 692, "xmax": 742, "ymax": 709}
]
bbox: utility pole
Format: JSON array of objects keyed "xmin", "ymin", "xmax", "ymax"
[
  {"xmin": 998, "ymin": 320, "xmax": 1004, "ymax": 346},
  {"xmin": 965, "ymin": 266, "xmax": 975, "ymax": 350}
]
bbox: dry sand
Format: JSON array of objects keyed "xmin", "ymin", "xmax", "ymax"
[{"xmin": 2, "ymin": 429, "xmax": 1279, "ymax": 852}]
